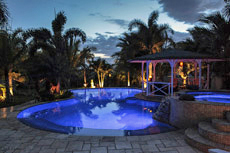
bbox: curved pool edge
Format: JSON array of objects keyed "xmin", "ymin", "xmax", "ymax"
[
  {"xmin": 134, "ymin": 93, "xmax": 163, "ymax": 102},
  {"xmin": 0, "ymin": 107, "xmax": 187, "ymax": 153},
  {"xmin": 16, "ymin": 95, "xmax": 77, "ymax": 121},
  {"xmin": 18, "ymin": 116, "xmax": 177, "ymax": 136},
  {"xmin": 17, "ymin": 88, "xmax": 176, "ymax": 136}
]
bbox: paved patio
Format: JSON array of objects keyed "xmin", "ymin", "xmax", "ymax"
[{"xmin": 0, "ymin": 101, "xmax": 202, "ymax": 153}]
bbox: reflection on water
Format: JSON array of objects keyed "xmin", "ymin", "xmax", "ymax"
[
  {"xmin": 0, "ymin": 106, "xmax": 14, "ymax": 119},
  {"xmin": 18, "ymin": 88, "xmax": 175, "ymax": 136}
]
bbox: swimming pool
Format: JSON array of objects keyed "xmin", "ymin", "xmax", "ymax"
[
  {"xmin": 17, "ymin": 88, "xmax": 174, "ymax": 136},
  {"xmin": 187, "ymin": 91, "xmax": 230, "ymax": 103}
]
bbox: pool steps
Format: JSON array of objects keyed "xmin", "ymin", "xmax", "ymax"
[
  {"xmin": 185, "ymin": 128, "xmax": 230, "ymax": 152},
  {"xmin": 198, "ymin": 122, "xmax": 230, "ymax": 145},
  {"xmin": 212, "ymin": 119, "xmax": 230, "ymax": 132},
  {"xmin": 185, "ymin": 116, "xmax": 230, "ymax": 152},
  {"xmin": 209, "ymin": 149, "xmax": 230, "ymax": 153}
]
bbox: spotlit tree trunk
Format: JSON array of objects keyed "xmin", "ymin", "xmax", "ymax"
[
  {"xmin": 8, "ymin": 68, "xmax": 13, "ymax": 95},
  {"xmin": 84, "ymin": 70, "xmax": 87, "ymax": 87},
  {"xmin": 97, "ymin": 71, "xmax": 101, "ymax": 87},
  {"xmin": 96, "ymin": 71, "xmax": 108, "ymax": 88},
  {"xmin": 4, "ymin": 67, "xmax": 10, "ymax": 103},
  {"xmin": 128, "ymin": 71, "xmax": 130, "ymax": 87},
  {"xmin": 93, "ymin": 59, "xmax": 112, "ymax": 88},
  {"xmin": 101, "ymin": 72, "xmax": 106, "ymax": 88}
]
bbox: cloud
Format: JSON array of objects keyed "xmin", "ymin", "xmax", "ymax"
[
  {"xmin": 89, "ymin": 12, "xmax": 129, "ymax": 29},
  {"xmin": 94, "ymin": 53, "xmax": 111, "ymax": 58},
  {"xmin": 171, "ymin": 31, "xmax": 191, "ymax": 42},
  {"xmin": 105, "ymin": 32, "xmax": 115, "ymax": 35},
  {"xmin": 85, "ymin": 33, "xmax": 121, "ymax": 63},
  {"xmin": 157, "ymin": 0, "xmax": 225, "ymax": 24},
  {"xmin": 89, "ymin": 13, "xmax": 111, "ymax": 18},
  {"xmin": 104, "ymin": 19, "xmax": 129, "ymax": 29},
  {"xmin": 84, "ymin": 31, "xmax": 191, "ymax": 63}
]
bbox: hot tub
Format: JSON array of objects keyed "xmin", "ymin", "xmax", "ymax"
[{"xmin": 169, "ymin": 91, "xmax": 230, "ymax": 128}]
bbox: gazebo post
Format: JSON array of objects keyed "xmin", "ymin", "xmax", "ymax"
[
  {"xmin": 153, "ymin": 62, "xmax": 157, "ymax": 82},
  {"xmin": 141, "ymin": 62, "xmax": 144, "ymax": 92},
  {"xmin": 196, "ymin": 60, "xmax": 202, "ymax": 89},
  {"xmin": 146, "ymin": 61, "xmax": 150, "ymax": 96},
  {"xmin": 194, "ymin": 62, "xmax": 197, "ymax": 80},
  {"xmin": 207, "ymin": 63, "xmax": 210, "ymax": 89},
  {"xmin": 168, "ymin": 60, "xmax": 177, "ymax": 96},
  {"xmin": 174, "ymin": 62, "xmax": 177, "ymax": 78}
]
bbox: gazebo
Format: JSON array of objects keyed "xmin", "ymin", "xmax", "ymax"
[{"xmin": 130, "ymin": 49, "xmax": 224, "ymax": 96}]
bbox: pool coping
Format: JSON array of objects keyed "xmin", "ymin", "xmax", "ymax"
[
  {"xmin": 0, "ymin": 99, "xmax": 203, "ymax": 153},
  {"xmin": 16, "ymin": 88, "xmax": 176, "ymax": 136}
]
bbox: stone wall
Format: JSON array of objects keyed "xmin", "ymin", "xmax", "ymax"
[
  {"xmin": 169, "ymin": 98, "xmax": 230, "ymax": 128},
  {"xmin": 153, "ymin": 97, "xmax": 170, "ymax": 124}
]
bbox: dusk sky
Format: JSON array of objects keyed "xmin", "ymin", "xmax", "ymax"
[{"xmin": 7, "ymin": 0, "xmax": 225, "ymax": 63}]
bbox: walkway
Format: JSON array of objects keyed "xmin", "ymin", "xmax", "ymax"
[{"xmin": 0, "ymin": 101, "xmax": 202, "ymax": 153}]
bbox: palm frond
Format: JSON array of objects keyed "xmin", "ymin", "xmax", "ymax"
[
  {"xmin": 12, "ymin": 28, "xmax": 23, "ymax": 40},
  {"xmin": 148, "ymin": 11, "xmax": 159, "ymax": 28},
  {"xmin": 64, "ymin": 28, "xmax": 86, "ymax": 43},
  {"xmin": 0, "ymin": 0, "xmax": 9, "ymax": 26},
  {"xmin": 128, "ymin": 19, "xmax": 147, "ymax": 31},
  {"xmin": 28, "ymin": 28, "xmax": 52, "ymax": 41},
  {"xmin": 223, "ymin": 2, "xmax": 230, "ymax": 20},
  {"xmin": 199, "ymin": 12, "xmax": 226, "ymax": 30},
  {"xmin": 52, "ymin": 11, "xmax": 67, "ymax": 34}
]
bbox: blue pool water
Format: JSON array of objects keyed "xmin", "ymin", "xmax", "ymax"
[
  {"xmin": 187, "ymin": 91, "xmax": 230, "ymax": 103},
  {"xmin": 17, "ymin": 88, "xmax": 174, "ymax": 136}
]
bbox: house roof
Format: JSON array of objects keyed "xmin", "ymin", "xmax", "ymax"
[{"xmin": 130, "ymin": 49, "xmax": 224, "ymax": 63}]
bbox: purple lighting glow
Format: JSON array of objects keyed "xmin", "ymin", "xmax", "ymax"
[
  {"xmin": 17, "ymin": 88, "xmax": 174, "ymax": 136},
  {"xmin": 187, "ymin": 92, "xmax": 230, "ymax": 103}
]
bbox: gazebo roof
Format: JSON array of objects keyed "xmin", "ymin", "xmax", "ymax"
[{"xmin": 130, "ymin": 49, "xmax": 224, "ymax": 63}]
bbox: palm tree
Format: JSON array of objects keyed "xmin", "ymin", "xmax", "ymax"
[
  {"xmin": 91, "ymin": 58, "xmax": 112, "ymax": 88},
  {"xmin": 175, "ymin": 38, "xmax": 197, "ymax": 51},
  {"xmin": 0, "ymin": 29, "xmax": 26, "ymax": 102},
  {"xmin": 0, "ymin": 0, "xmax": 9, "ymax": 27},
  {"xmin": 79, "ymin": 46, "xmax": 95, "ymax": 87},
  {"xmin": 113, "ymin": 32, "xmax": 143, "ymax": 86},
  {"xmin": 116, "ymin": 32, "xmax": 145, "ymax": 58},
  {"xmin": 187, "ymin": 27, "xmax": 215, "ymax": 54},
  {"xmin": 128, "ymin": 10, "xmax": 174, "ymax": 54},
  {"xmin": 223, "ymin": 0, "xmax": 230, "ymax": 20},
  {"xmin": 25, "ymin": 11, "xmax": 86, "ymax": 93},
  {"xmin": 198, "ymin": 12, "xmax": 230, "ymax": 55},
  {"xmin": 177, "ymin": 9, "xmax": 230, "ymax": 88},
  {"xmin": 177, "ymin": 10, "xmax": 230, "ymax": 56}
]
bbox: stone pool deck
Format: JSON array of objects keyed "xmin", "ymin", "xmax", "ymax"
[{"xmin": 0, "ymin": 101, "xmax": 202, "ymax": 153}]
